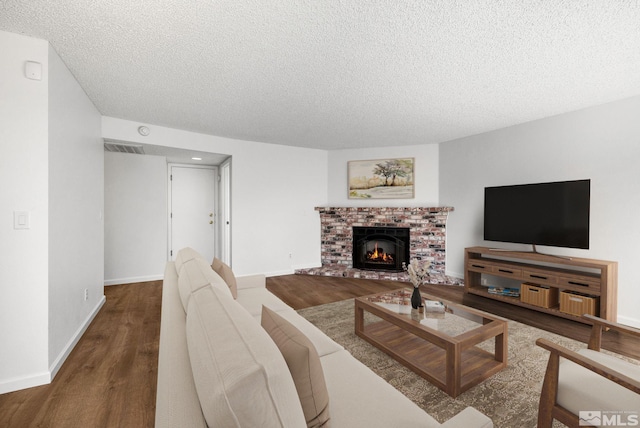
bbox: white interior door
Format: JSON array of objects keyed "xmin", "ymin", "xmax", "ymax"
[{"xmin": 169, "ymin": 165, "xmax": 217, "ymax": 261}]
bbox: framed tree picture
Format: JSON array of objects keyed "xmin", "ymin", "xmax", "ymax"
[{"xmin": 348, "ymin": 158, "xmax": 415, "ymax": 199}]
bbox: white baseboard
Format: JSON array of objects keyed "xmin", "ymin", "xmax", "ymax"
[
  {"xmin": 264, "ymin": 269, "xmax": 296, "ymax": 277},
  {"xmin": 104, "ymin": 274, "xmax": 163, "ymax": 286},
  {"xmin": 264, "ymin": 264, "xmax": 326, "ymax": 277},
  {"xmin": 445, "ymin": 270, "xmax": 464, "ymax": 280},
  {"xmin": 0, "ymin": 371, "xmax": 51, "ymax": 395},
  {"xmin": 0, "ymin": 296, "xmax": 106, "ymax": 395},
  {"xmin": 617, "ymin": 314, "xmax": 640, "ymax": 329},
  {"xmin": 49, "ymin": 296, "xmax": 106, "ymax": 380}
]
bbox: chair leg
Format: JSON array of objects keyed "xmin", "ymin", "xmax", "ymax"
[{"xmin": 537, "ymin": 353, "xmax": 560, "ymax": 428}]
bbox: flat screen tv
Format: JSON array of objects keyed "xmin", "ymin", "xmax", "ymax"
[{"xmin": 484, "ymin": 179, "xmax": 590, "ymax": 250}]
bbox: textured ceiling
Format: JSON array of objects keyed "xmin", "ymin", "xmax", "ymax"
[{"xmin": 2, "ymin": 1, "xmax": 640, "ymax": 150}]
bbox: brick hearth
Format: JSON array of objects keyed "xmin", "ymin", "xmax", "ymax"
[{"xmin": 295, "ymin": 206, "xmax": 463, "ymax": 285}]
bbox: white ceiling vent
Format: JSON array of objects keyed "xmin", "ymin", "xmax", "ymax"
[{"xmin": 104, "ymin": 142, "xmax": 145, "ymax": 155}]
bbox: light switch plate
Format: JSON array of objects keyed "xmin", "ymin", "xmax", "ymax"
[{"xmin": 14, "ymin": 211, "xmax": 30, "ymax": 229}]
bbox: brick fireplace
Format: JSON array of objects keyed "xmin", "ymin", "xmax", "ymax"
[{"xmin": 296, "ymin": 206, "xmax": 462, "ymax": 285}]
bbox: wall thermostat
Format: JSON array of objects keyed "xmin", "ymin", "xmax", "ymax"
[{"xmin": 25, "ymin": 61, "xmax": 42, "ymax": 80}]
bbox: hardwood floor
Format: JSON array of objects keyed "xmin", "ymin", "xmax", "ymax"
[
  {"xmin": 0, "ymin": 281, "xmax": 162, "ymax": 428},
  {"xmin": 0, "ymin": 274, "xmax": 635, "ymax": 427},
  {"xmin": 265, "ymin": 274, "xmax": 406, "ymax": 309}
]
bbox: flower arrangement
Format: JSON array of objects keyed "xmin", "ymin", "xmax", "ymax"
[{"xmin": 403, "ymin": 259, "xmax": 431, "ymax": 288}]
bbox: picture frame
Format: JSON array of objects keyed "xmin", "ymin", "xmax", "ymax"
[{"xmin": 348, "ymin": 158, "xmax": 415, "ymax": 199}]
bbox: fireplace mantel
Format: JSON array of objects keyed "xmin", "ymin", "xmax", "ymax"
[
  {"xmin": 304, "ymin": 206, "xmax": 455, "ymax": 281},
  {"xmin": 316, "ymin": 206, "xmax": 454, "ymax": 215}
]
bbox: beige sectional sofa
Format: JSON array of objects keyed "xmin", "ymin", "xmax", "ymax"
[{"xmin": 155, "ymin": 247, "xmax": 493, "ymax": 427}]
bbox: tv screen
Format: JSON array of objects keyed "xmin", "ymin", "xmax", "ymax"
[{"xmin": 484, "ymin": 179, "xmax": 590, "ymax": 249}]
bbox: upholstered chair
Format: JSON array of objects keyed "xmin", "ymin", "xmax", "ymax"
[{"xmin": 536, "ymin": 314, "xmax": 640, "ymax": 427}]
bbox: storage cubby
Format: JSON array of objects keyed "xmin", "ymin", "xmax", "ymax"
[{"xmin": 464, "ymin": 246, "xmax": 617, "ymax": 323}]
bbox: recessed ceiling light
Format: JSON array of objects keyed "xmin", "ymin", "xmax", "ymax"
[{"xmin": 192, "ymin": 157, "xmax": 202, "ymax": 160}]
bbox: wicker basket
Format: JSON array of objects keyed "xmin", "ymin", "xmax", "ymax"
[
  {"xmin": 559, "ymin": 291, "xmax": 598, "ymax": 316},
  {"xmin": 520, "ymin": 283, "xmax": 559, "ymax": 308}
]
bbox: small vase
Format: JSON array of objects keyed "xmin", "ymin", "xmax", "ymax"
[{"xmin": 411, "ymin": 286, "xmax": 422, "ymax": 309}]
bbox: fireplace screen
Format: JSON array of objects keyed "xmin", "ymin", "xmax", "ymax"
[{"xmin": 352, "ymin": 226, "xmax": 410, "ymax": 272}]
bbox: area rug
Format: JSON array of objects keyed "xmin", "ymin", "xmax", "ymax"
[{"xmin": 298, "ymin": 298, "xmax": 585, "ymax": 428}]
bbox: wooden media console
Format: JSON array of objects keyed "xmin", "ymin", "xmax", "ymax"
[{"xmin": 464, "ymin": 246, "xmax": 617, "ymax": 323}]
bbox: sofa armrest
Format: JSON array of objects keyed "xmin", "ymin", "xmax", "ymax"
[
  {"xmin": 441, "ymin": 407, "xmax": 493, "ymax": 428},
  {"xmin": 236, "ymin": 274, "xmax": 266, "ymax": 290},
  {"xmin": 536, "ymin": 338, "xmax": 640, "ymax": 394}
]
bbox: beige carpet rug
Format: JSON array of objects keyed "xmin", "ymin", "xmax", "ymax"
[{"xmin": 298, "ymin": 298, "xmax": 585, "ymax": 428}]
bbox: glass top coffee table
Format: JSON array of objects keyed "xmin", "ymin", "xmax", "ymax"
[{"xmin": 355, "ymin": 288, "xmax": 508, "ymax": 398}]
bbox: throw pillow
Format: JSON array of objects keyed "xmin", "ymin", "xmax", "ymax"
[
  {"xmin": 211, "ymin": 257, "xmax": 238, "ymax": 299},
  {"xmin": 261, "ymin": 306, "xmax": 331, "ymax": 428}
]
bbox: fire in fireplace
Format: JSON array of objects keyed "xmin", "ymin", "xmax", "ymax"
[
  {"xmin": 352, "ymin": 226, "xmax": 410, "ymax": 272},
  {"xmin": 367, "ymin": 242, "xmax": 394, "ymax": 263}
]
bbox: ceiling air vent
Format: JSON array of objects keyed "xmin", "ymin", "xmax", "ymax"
[{"xmin": 104, "ymin": 142, "xmax": 145, "ymax": 155}]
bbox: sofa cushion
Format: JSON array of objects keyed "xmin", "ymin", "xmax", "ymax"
[
  {"xmin": 174, "ymin": 247, "xmax": 205, "ymax": 273},
  {"xmin": 237, "ymin": 287, "xmax": 293, "ymax": 317},
  {"xmin": 262, "ymin": 306, "xmax": 331, "ymax": 428},
  {"xmin": 212, "ymin": 257, "xmax": 238, "ymax": 299},
  {"xmin": 178, "ymin": 257, "xmax": 232, "ymax": 311},
  {"xmin": 186, "ymin": 285, "xmax": 306, "ymax": 428},
  {"xmin": 319, "ymin": 350, "xmax": 443, "ymax": 427},
  {"xmin": 156, "ymin": 262, "xmax": 208, "ymax": 428},
  {"xmin": 441, "ymin": 408, "xmax": 493, "ymax": 428},
  {"xmin": 557, "ymin": 348, "xmax": 640, "ymax": 415}
]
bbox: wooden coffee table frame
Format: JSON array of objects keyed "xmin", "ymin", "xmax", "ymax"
[{"xmin": 355, "ymin": 290, "xmax": 508, "ymax": 398}]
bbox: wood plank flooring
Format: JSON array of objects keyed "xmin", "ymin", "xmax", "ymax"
[
  {"xmin": 0, "ymin": 274, "xmax": 636, "ymax": 427},
  {"xmin": 0, "ymin": 281, "xmax": 162, "ymax": 428},
  {"xmin": 265, "ymin": 274, "xmax": 406, "ymax": 309}
]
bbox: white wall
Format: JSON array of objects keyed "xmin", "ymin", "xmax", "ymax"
[
  {"xmin": 0, "ymin": 30, "xmax": 104, "ymax": 394},
  {"xmin": 104, "ymin": 152, "xmax": 167, "ymax": 284},
  {"xmin": 0, "ymin": 31, "xmax": 50, "ymax": 393},
  {"xmin": 48, "ymin": 45, "xmax": 104, "ymax": 376},
  {"xmin": 440, "ymin": 96, "xmax": 640, "ymax": 328},
  {"xmin": 327, "ymin": 144, "xmax": 439, "ymax": 206},
  {"xmin": 102, "ymin": 117, "xmax": 328, "ymax": 277}
]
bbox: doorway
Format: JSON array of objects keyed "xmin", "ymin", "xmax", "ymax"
[
  {"xmin": 168, "ymin": 164, "xmax": 217, "ymax": 261},
  {"xmin": 219, "ymin": 159, "xmax": 232, "ymax": 265}
]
